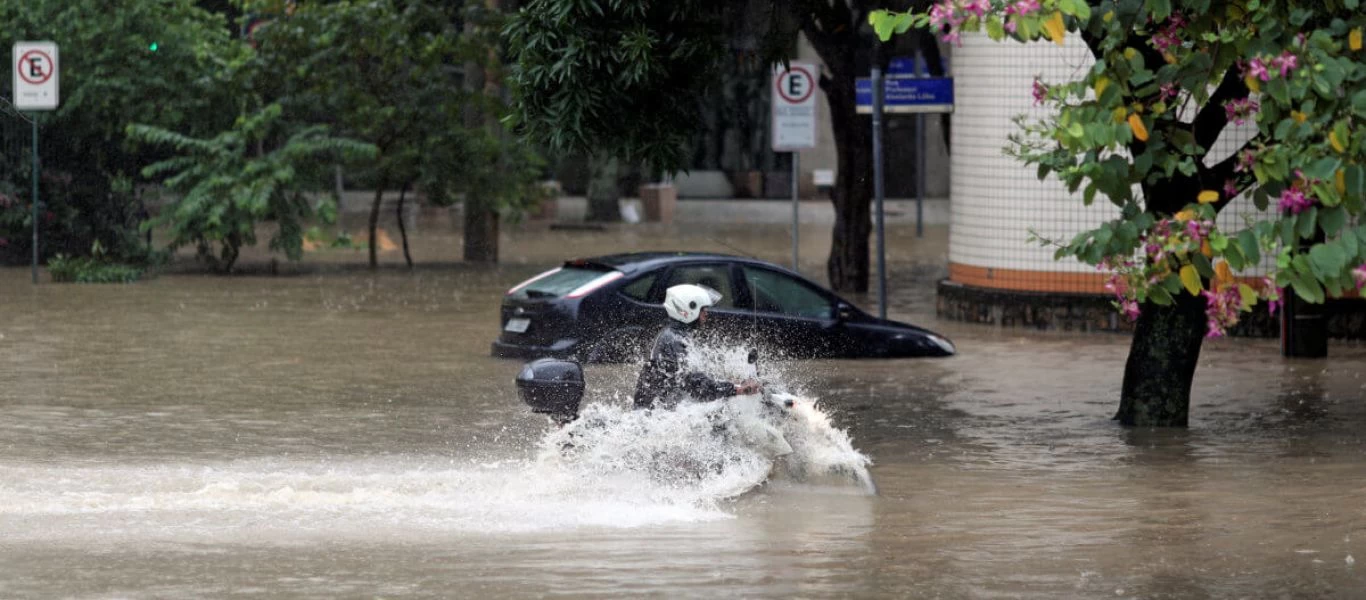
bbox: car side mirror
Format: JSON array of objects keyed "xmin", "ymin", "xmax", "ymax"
[{"xmin": 836, "ymin": 303, "xmax": 855, "ymax": 321}]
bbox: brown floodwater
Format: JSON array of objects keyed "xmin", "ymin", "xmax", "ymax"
[{"xmin": 1, "ymin": 212, "xmax": 1364, "ymax": 598}]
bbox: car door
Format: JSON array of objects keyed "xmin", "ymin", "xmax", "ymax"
[
  {"xmin": 736, "ymin": 266, "xmax": 841, "ymax": 359},
  {"xmin": 659, "ymin": 262, "xmax": 759, "ymax": 349}
]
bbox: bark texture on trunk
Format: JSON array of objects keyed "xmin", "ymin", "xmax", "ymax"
[
  {"xmin": 396, "ymin": 181, "xmax": 413, "ymax": 268},
  {"xmin": 367, "ymin": 183, "xmax": 385, "ymax": 270},
  {"xmin": 825, "ymin": 72, "xmax": 873, "ymax": 293},
  {"xmin": 1115, "ymin": 266, "xmax": 1208, "ymax": 427},
  {"xmin": 586, "ymin": 153, "xmax": 621, "ymax": 222},
  {"xmin": 463, "ymin": 205, "xmax": 499, "ymax": 263}
]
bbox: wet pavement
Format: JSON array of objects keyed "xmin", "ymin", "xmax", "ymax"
[{"xmin": 1, "ymin": 211, "xmax": 1364, "ymax": 598}]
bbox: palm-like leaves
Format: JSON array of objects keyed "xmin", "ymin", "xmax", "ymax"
[{"xmin": 127, "ymin": 104, "xmax": 376, "ymax": 271}]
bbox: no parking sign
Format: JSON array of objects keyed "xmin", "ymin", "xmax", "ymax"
[{"xmin": 12, "ymin": 41, "xmax": 59, "ymax": 110}]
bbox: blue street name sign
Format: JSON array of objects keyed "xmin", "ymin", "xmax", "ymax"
[{"xmin": 856, "ymin": 76, "xmax": 954, "ymax": 114}]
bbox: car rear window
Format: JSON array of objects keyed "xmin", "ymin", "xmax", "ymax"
[{"xmin": 509, "ymin": 267, "xmax": 613, "ymax": 299}]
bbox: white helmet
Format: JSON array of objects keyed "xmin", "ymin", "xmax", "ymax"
[{"xmin": 664, "ymin": 284, "xmax": 722, "ymax": 324}]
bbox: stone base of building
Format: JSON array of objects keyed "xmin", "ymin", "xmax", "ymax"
[{"xmin": 936, "ymin": 279, "xmax": 1366, "ymax": 340}]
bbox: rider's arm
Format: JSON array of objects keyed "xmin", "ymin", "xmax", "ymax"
[{"xmin": 680, "ymin": 371, "xmax": 738, "ymax": 402}]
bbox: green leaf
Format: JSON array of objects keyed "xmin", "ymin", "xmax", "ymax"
[
  {"xmin": 1238, "ymin": 230, "xmax": 1261, "ymax": 265},
  {"xmin": 1146, "ymin": 0, "xmax": 1173, "ymax": 21},
  {"xmin": 1297, "ymin": 206, "xmax": 1318, "ymax": 240},
  {"xmin": 1342, "ymin": 228, "xmax": 1359, "ymax": 261},
  {"xmin": 985, "ymin": 16, "xmax": 1006, "ymax": 41},
  {"xmin": 1304, "ymin": 157, "xmax": 1341, "ymax": 181},
  {"xmin": 1309, "ymin": 243, "xmax": 1348, "ymax": 279},
  {"xmin": 1353, "ymin": 91, "xmax": 1366, "ymax": 118},
  {"xmin": 1162, "ymin": 273, "xmax": 1184, "ymax": 294},
  {"xmin": 1238, "ymin": 283, "xmax": 1258, "ymax": 310},
  {"xmin": 1320, "ymin": 206, "xmax": 1347, "ymax": 237},
  {"xmin": 1150, "ymin": 282, "xmax": 1175, "ymax": 305},
  {"xmin": 1253, "ymin": 188, "xmax": 1270, "ymax": 211},
  {"xmin": 1290, "ymin": 272, "xmax": 1325, "ymax": 304},
  {"xmin": 1192, "ymin": 253, "xmax": 1215, "ymax": 279},
  {"xmin": 1281, "ymin": 219, "xmax": 1297, "ymax": 248},
  {"xmin": 1225, "ymin": 240, "xmax": 1246, "ymax": 271},
  {"xmin": 1180, "ymin": 265, "xmax": 1203, "ymax": 296}
]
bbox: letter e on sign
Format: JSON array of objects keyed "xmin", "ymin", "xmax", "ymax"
[
  {"xmin": 12, "ymin": 41, "xmax": 59, "ymax": 111},
  {"xmin": 772, "ymin": 63, "xmax": 817, "ymax": 151}
]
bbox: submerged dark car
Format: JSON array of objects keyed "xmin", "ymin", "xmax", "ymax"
[{"xmin": 491, "ymin": 252, "xmax": 956, "ymax": 363}]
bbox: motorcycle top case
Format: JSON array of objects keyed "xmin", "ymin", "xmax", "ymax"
[{"xmin": 516, "ymin": 358, "xmax": 585, "ymax": 419}]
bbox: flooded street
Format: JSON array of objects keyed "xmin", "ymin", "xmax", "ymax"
[{"xmin": 2, "ymin": 215, "xmax": 1364, "ymax": 598}]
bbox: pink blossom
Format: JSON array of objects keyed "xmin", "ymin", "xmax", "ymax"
[
  {"xmin": 1160, "ymin": 82, "xmax": 1179, "ymax": 100},
  {"xmin": 1121, "ymin": 299, "xmax": 1141, "ymax": 322},
  {"xmin": 1004, "ymin": 20, "xmax": 1018, "ymax": 33},
  {"xmin": 1264, "ymin": 280, "xmax": 1283, "ymax": 315},
  {"xmin": 1203, "ymin": 286, "xmax": 1242, "ymax": 338},
  {"xmin": 1278, "ymin": 187, "xmax": 1314, "ymax": 214},
  {"xmin": 1246, "ymin": 58, "xmax": 1269, "ymax": 82},
  {"xmin": 1223, "ymin": 97, "xmax": 1259, "ymax": 126},
  {"xmin": 1032, "ymin": 79, "xmax": 1048, "ymax": 105},
  {"xmin": 941, "ymin": 31, "xmax": 963, "ymax": 45},
  {"xmin": 1234, "ymin": 149, "xmax": 1255, "ymax": 173},
  {"xmin": 1354, "ymin": 264, "xmax": 1366, "ymax": 289},
  {"xmin": 1273, "ymin": 51, "xmax": 1298, "ymax": 78},
  {"xmin": 929, "ymin": 2, "xmax": 956, "ymax": 30},
  {"xmin": 1005, "ymin": 0, "xmax": 1041, "ymax": 17},
  {"xmin": 1223, "ymin": 179, "xmax": 1238, "ymax": 198},
  {"xmin": 1151, "ymin": 12, "xmax": 1187, "ymax": 52},
  {"xmin": 962, "ymin": 0, "xmax": 990, "ymax": 17}
]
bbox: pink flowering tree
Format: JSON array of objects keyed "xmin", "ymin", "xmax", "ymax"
[{"xmin": 873, "ymin": 0, "xmax": 1366, "ymax": 426}]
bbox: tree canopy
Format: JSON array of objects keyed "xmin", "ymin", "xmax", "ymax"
[{"xmin": 874, "ymin": 0, "xmax": 1366, "ymax": 425}]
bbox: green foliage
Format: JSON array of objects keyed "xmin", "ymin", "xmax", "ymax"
[
  {"xmin": 0, "ymin": 0, "xmax": 243, "ymax": 264},
  {"xmin": 48, "ymin": 242, "xmax": 147, "ymax": 283},
  {"xmin": 127, "ymin": 104, "xmax": 376, "ymax": 271},
  {"xmin": 243, "ymin": 0, "xmax": 543, "ymax": 218},
  {"xmin": 505, "ymin": 0, "xmax": 733, "ymax": 174}
]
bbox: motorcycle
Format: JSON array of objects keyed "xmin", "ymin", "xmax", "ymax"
[{"xmin": 515, "ymin": 355, "xmax": 876, "ymax": 495}]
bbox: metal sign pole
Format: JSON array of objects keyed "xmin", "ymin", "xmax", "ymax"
[
  {"xmin": 791, "ymin": 152, "xmax": 799, "ymax": 272},
  {"xmin": 871, "ymin": 67, "xmax": 887, "ymax": 320},
  {"xmin": 914, "ymin": 51, "xmax": 926, "ymax": 239},
  {"xmin": 31, "ymin": 117, "xmax": 38, "ymax": 284}
]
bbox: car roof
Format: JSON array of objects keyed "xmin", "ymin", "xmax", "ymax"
[{"xmin": 565, "ymin": 251, "xmax": 780, "ymax": 274}]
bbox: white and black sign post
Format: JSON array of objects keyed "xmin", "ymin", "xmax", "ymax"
[
  {"xmin": 13, "ymin": 41, "xmax": 59, "ymax": 284},
  {"xmin": 771, "ymin": 63, "xmax": 817, "ymax": 273}
]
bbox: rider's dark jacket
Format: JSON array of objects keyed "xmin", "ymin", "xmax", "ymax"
[{"xmin": 632, "ymin": 322, "xmax": 737, "ymax": 409}]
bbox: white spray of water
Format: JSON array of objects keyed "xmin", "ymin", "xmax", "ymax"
[{"xmin": 0, "ymin": 346, "xmax": 873, "ymax": 540}]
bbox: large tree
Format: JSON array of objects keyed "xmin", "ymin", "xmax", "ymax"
[
  {"xmin": 874, "ymin": 0, "xmax": 1366, "ymax": 425},
  {"xmin": 241, "ymin": 0, "xmax": 542, "ymax": 267},
  {"xmin": 505, "ymin": 0, "xmax": 946, "ymax": 292}
]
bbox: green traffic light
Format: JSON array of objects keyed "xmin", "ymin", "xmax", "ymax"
[{"xmin": 149, "ymin": 42, "xmax": 158, "ymax": 52}]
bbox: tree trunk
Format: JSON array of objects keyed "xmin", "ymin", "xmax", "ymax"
[
  {"xmin": 587, "ymin": 153, "xmax": 621, "ymax": 222},
  {"xmin": 822, "ymin": 72, "xmax": 873, "ymax": 293},
  {"xmin": 367, "ymin": 183, "xmax": 385, "ymax": 270},
  {"xmin": 463, "ymin": 205, "xmax": 498, "ymax": 262},
  {"xmin": 396, "ymin": 181, "xmax": 413, "ymax": 268},
  {"xmin": 1114, "ymin": 289, "xmax": 1207, "ymax": 426}
]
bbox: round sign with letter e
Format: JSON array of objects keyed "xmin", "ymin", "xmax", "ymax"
[
  {"xmin": 771, "ymin": 63, "xmax": 817, "ymax": 151},
  {"xmin": 12, "ymin": 41, "xmax": 59, "ymax": 111}
]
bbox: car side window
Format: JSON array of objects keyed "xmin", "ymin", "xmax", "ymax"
[
  {"xmin": 741, "ymin": 267, "xmax": 834, "ymax": 320},
  {"xmin": 620, "ymin": 272, "xmax": 658, "ymax": 302},
  {"xmin": 663, "ymin": 265, "xmax": 736, "ymax": 309}
]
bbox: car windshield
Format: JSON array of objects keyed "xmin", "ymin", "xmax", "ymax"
[{"xmin": 509, "ymin": 267, "xmax": 611, "ymax": 299}]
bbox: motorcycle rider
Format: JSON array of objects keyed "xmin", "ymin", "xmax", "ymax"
[{"xmin": 633, "ymin": 284, "xmax": 761, "ymax": 410}]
